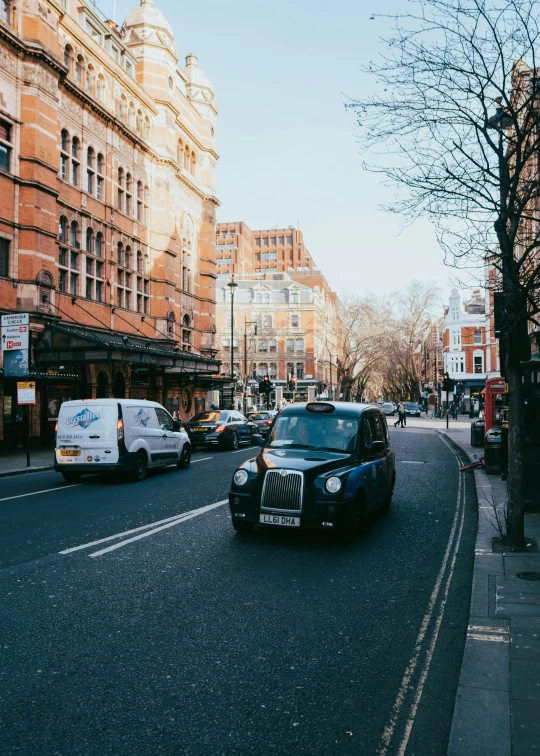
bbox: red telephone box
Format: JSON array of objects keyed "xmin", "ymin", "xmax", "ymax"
[{"xmin": 484, "ymin": 377, "xmax": 506, "ymax": 433}]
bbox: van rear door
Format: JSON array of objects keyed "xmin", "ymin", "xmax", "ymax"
[{"xmin": 56, "ymin": 402, "xmax": 119, "ymax": 465}]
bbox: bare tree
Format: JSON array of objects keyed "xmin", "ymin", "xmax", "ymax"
[{"xmin": 350, "ymin": 0, "xmax": 540, "ymax": 547}]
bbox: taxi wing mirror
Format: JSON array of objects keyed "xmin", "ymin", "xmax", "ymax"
[{"xmin": 370, "ymin": 440, "xmax": 385, "ymax": 453}]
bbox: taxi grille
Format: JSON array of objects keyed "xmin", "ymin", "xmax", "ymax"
[{"xmin": 261, "ymin": 470, "xmax": 303, "ymax": 512}]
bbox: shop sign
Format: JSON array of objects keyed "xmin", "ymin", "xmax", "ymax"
[
  {"xmin": 1, "ymin": 313, "xmax": 29, "ymax": 327},
  {"xmin": 17, "ymin": 381, "xmax": 36, "ymax": 405}
]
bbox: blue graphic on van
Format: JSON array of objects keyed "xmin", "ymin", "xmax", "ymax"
[
  {"xmin": 135, "ymin": 408, "xmax": 151, "ymax": 427},
  {"xmin": 66, "ymin": 408, "xmax": 101, "ymax": 429}
]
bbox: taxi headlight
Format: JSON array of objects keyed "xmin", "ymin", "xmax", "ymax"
[
  {"xmin": 234, "ymin": 469, "xmax": 249, "ymax": 486},
  {"xmin": 325, "ymin": 476, "xmax": 342, "ymax": 494}
]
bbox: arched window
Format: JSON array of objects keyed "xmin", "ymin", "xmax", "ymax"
[
  {"xmin": 143, "ymin": 117, "xmax": 150, "ymax": 139},
  {"xmin": 128, "ymin": 103, "xmax": 135, "ymax": 127},
  {"xmin": 75, "ymin": 55, "xmax": 84, "ymax": 85},
  {"xmin": 117, "ymin": 241, "xmax": 123, "ymax": 265},
  {"xmin": 96, "ymin": 154, "xmax": 104, "ymax": 200},
  {"xmin": 70, "ymin": 220, "xmax": 79, "ymax": 247},
  {"xmin": 60, "ymin": 130, "xmax": 69, "ymax": 180},
  {"xmin": 96, "ymin": 75, "xmax": 105, "ymax": 102},
  {"xmin": 87, "ymin": 146, "xmax": 94, "ymax": 168},
  {"xmin": 64, "ymin": 45, "xmax": 72, "ymax": 72},
  {"xmin": 190, "ymin": 151, "xmax": 196, "ymax": 176},
  {"xmin": 119, "ymin": 95, "xmax": 127, "ymax": 121},
  {"xmin": 263, "ymin": 314, "xmax": 272, "ymax": 328},
  {"xmin": 136, "ymin": 110, "xmax": 143, "ymax": 135},
  {"xmin": 183, "ymin": 314, "xmax": 190, "ymax": 328},
  {"xmin": 86, "ymin": 147, "xmax": 94, "ymax": 194},
  {"xmin": 97, "ymin": 153, "xmax": 103, "ymax": 173},
  {"xmin": 125, "ymin": 245, "xmax": 131, "ymax": 269},
  {"xmin": 254, "ymin": 291, "xmax": 262, "ymax": 304},
  {"xmin": 59, "ymin": 216, "xmax": 67, "ymax": 243},
  {"xmin": 125, "ymin": 173, "xmax": 132, "ymax": 215},
  {"xmin": 136, "ymin": 180, "xmax": 143, "ymax": 221},
  {"xmin": 85, "ymin": 227, "xmax": 93, "ymax": 253},
  {"xmin": 70, "ymin": 137, "xmax": 79, "ymax": 185},
  {"xmin": 95, "ymin": 232, "xmax": 103, "ymax": 257},
  {"xmin": 184, "ymin": 146, "xmax": 190, "ymax": 171},
  {"xmin": 263, "ymin": 292, "xmax": 270, "ymax": 304},
  {"xmin": 143, "ymin": 185, "xmax": 149, "ymax": 225},
  {"xmin": 117, "ymin": 167, "xmax": 124, "ymax": 212},
  {"xmin": 177, "ymin": 140, "xmax": 183, "ymax": 165},
  {"xmin": 86, "ymin": 64, "xmax": 94, "ymax": 94},
  {"xmin": 71, "ymin": 137, "xmax": 79, "ymax": 158},
  {"xmin": 137, "ymin": 250, "xmax": 142, "ymax": 272},
  {"xmin": 144, "ymin": 253, "xmax": 149, "ymax": 274},
  {"xmin": 60, "ymin": 129, "xmax": 68, "ymax": 152}
]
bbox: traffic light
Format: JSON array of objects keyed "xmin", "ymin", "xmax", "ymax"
[
  {"xmin": 261, "ymin": 375, "xmax": 273, "ymax": 394},
  {"xmin": 288, "ymin": 375, "xmax": 297, "ymax": 392},
  {"xmin": 442, "ymin": 372, "xmax": 455, "ymax": 393}
]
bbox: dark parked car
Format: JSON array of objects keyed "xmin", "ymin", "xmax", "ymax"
[
  {"xmin": 229, "ymin": 402, "xmax": 395, "ymax": 543},
  {"xmin": 185, "ymin": 410, "xmax": 258, "ymax": 451},
  {"xmin": 247, "ymin": 411, "xmax": 276, "ymax": 437},
  {"xmin": 405, "ymin": 402, "xmax": 421, "ymax": 417}
]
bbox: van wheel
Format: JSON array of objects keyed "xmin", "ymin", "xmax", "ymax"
[
  {"xmin": 132, "ymin": 451, "xmax": 148, "ymax": 482},
  {"xmin": 61, "ymin": 471, "xmax": 81, "ymax": 483},
  {"xmin": 177, "ymin": 445, "xmax": 191, "ymax": 469}
]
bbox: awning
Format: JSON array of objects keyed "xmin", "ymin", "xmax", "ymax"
[{"xmin": 34, "ymin": 323, "xmax": 220, "ymax": 375}]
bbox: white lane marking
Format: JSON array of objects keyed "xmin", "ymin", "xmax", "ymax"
[
  {"xmin": 60, "ymin": 510, "xmax": 198, "ymax": 554},
  {"xmin": 231, "ymin": 446, "xmax": 256, "ymax": 454},
  {"xmin": 378, "ymin": 434, "xmax": 464, "ymax": 755},
  {"xmin": 0, "ymin": 484, "xmax": 82, "ymax": 503},
  {"xmin": 89, "ymin": 500, "xmax": 227, "ymax": 557},
  {"xmin": 396, "ymin": 465, "xmax": 465, "ymax": 755},
  {"xmin": 467, "ymin": 632, "xmax": 509, "ymax": 643},
  {"xmin": 400, "ymin": 461, "xmax": 425, "ymax": 465},
  {"xmin": 191, "ymin": 457, "xmax": 213, "ymax": 463}
]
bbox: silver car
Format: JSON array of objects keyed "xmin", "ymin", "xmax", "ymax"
[{"xmin": 382, "ymin": 402, "xmax": 396, "ymax": 416}]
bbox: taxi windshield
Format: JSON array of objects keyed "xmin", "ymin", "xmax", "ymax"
[{"xmin": 267, "ymin": 413, "xmax": 359, "ymax": 453}]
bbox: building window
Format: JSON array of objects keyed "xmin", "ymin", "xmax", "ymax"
[
  {"xmin": 70, "ymin": 137, "xmax": 79, "ymax": 185},
  {"xmin": 60, "ymin": 129, "xmax": 69, "ymax": 179},
  {"xmin": 259, "ymin": 363, "xmax": 268, "ymax": 376},
  {"xmin": 291, "ymin": 314, "xmax": 299, "ymax": 328},
  {"xmin": 296, "ymin": 363, "xmax": 304, "ymax": 379},
  {"xmin": 63, "ymin": 45, "xmax": 72, "ymax": 73},
  {"xmin": 278, "ymin": 236, "xmax": 284, "ymax": 245},
  {"xmin": 259, "ymin": 340, "xmax": 267, "ymax": 352},
  {"xmin": 58, "ymin": 216, "xmax": 80, "ymax": 294},
  {"xmin": 182, "ymin": 315, "xmax": 191, "ymax": 351},
  {"xmin": 86, "ymin": 64, "xmax": 94, "ymax": 94},
  {"xmin": 286, "ymin": 235, "xmax": 292, "ymax": 244},
  {"xmin": 290, "ymin": 291, "xmax": 299, "ymax": 304},
  {"xmin": 262, "ymin": 253, "xmax": 269, "ymax": 261},
  {"xmin": 59, "ymin": 216, "xmax": 67, "ymax": 243},
  {"xmin": 85, "ymin": 227, "xmax": 93, "ymax": 253},
  {"xmin": 270, "ymin": 252, "xmax": 277, "ymax": 260},
  {"xmin": 75, "ymin": 55, "xmax": 84, "ymax": 86},
  {"xmin": 143, "ymin": 186, "xmax": 149, "ymax": 225},
  {"xmin": 269, "ymin": 363, "xmax": 277, "ymax": 379},
  {"xmin": 263, "ymin": 238, "xmax": 269, "ymax": 246},
  {"xmin": 286, "ymin": 339, "xmax": 294, "ymax": 353},
  {"xmin": 0, "ymin": 119, "xmax": 12, "ymax": 172},
  {"xmin": 296, "ymin": 338, "xmax": 304, "ymax": 353},
  {"xmin": 96, "ymin": 154, "xmax": 104, "ymax": 200},
  {"xmin": 0, "ymin": 238, "xmax": 9, "ymax": 277},
  {"xmin": 269, "ymin": 339, "xmax": 276, "ymax": 353},
  {"xmin": 1, "ymin": 0, "xmax": 12, "ymax": 24},
  {"xmin": 96, "ymin": 75, "xmax": 105, "ymax": 102},
  {"xmin": 117, "ymin": 167, "xmax": 124, "ymax": 212},
  {"xmin": 263, "ymin": 314, "xmax": 272, "ymax": 328},
  {"xmin": 126, "ymin": 173, "xmax": 132, "ymax": 216},
  {"xmin": 86, "ymin": 147, "xmax": 94, "ymax": 193},
  {"xmin": 473, "ymin": 329, "xmax": 482, "ymax": 344},
  {"xmin": 136, "ymin": 181, "xmax": 143, "ymax": 221},
  {"xmin": 70, "ymin": 221, "xmax": 79, "ymax": 248},
  {"xmin": 287, "ymin": 362, "xmax": 294, "ymax": 378},
  {"xmin": 95, "ymin": 232, "xmax": 103, "ymax": 257},
  {"xmin": 473, "ymin": 352, "xmax": 484, "ymax": 374},
  {"xmin": 255, "ymin": 238, "xmax": 261, "ymax": 247}
]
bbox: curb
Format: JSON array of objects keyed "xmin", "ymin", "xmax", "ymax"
[
  {"xmin": 0, "ymin": 465, "xmax": 54, "ymax": 478},
  {"xmin": 441, "ymin": 429, "xmax": 512, "ymax": 756}
]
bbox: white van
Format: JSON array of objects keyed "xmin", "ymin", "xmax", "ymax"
[{"xmin": 55, "ymin": 399, "xmax": 191, "ymax": 482}]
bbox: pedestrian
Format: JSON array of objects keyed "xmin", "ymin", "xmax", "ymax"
[{"xmin": 394, "ymin": 400, "xmax": 406, "ymax": 428}]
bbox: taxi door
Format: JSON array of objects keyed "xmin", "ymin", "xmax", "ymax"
[{"xmin": 362, "ymin": 412, "xmax": 386, "ymax": 512}]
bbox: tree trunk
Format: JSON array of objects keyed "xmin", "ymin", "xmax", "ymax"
[{"xmin": 505, "ymin": 317, "xmax": 525, "ymax": 548}]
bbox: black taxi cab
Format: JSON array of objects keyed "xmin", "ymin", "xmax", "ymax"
[{"xmin": 228, "ymin": 402, "xmax": 395, "ymax": 543}]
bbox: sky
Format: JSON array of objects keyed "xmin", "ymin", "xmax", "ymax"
[{"xmin": 112, "ymin": 0, "xmax": 461, "ymax": 302}]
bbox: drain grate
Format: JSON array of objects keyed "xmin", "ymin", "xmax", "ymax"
[{"xmin": 516, "ymin": 571, "xmax": 540, "ymax": 581}]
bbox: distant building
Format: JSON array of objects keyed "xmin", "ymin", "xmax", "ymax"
[
  {"xmin": 442, "ymin": 289, "xmax": 499, "ymax": 410},
  {"xmin": 216, "ymin": 273, "xmax": 340, "ymax": 409}
]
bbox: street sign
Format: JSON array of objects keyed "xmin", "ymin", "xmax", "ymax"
[
  {"xmin": 17, "ymin": 381, "xmax": 36, "ymax": 405},
  {"xmin": 1, "ymin": 323, "xmax": 29, "ymax": 351},
  {"xmin": 1, "ymin": 313, "xmax": 29, "ymax": 327}
]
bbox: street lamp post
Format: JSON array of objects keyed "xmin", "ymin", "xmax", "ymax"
[
  {"xmin": 227, "ymin": 277, "xmax": 238, "ymax": 409},
  {"xmin": 243, "ymin": 318, "xmax": 257, "ymax": 415}
]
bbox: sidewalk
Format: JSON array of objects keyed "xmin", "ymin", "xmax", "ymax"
[
  {"xmin": 442, "ymin": 425, "xmax": 540, "ymax": 756},
  {"xmin": 0, "ymin": 447, "xmax": 54, "ymax": 477}
]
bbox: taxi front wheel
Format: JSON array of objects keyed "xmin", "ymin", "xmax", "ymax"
[
  {"xmin": 232, "ymin": 519, "xmax": 256, "ymax": 534},
  {"xmin": 336, "ymin": 498, "xmax": 365, "ymax": 545}
]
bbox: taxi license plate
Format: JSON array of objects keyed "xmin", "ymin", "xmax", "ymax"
[
  {"xmin": 60, "ymin": 450, "xmax": 80, "ymax": 457},
  {"xmin": 260, "ymin": 514, "xmax": 300, "ymax": 527}
]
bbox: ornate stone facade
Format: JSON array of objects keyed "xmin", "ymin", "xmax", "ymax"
[{"xmin": 0, "ymin": 0, "xmax": 221, "ymax": 445}]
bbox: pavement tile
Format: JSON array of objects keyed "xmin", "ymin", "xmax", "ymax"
[
  {"xmin": 512, "ymin": 617, "xmax": 540, "ymax": 630},
  {"xmin": 504, "ymin": 556, "xmax": 540, "ymax": 578},
  {"xmin": 469, "ymin": 574, "xmax": 489, "ymax": 617},
  {"xmin": 496, "ymin": 581, "xmax": 540, "ymax": 596},
  {"xmin": 511, "ymin": 628, "xmax": 540, "ymax": 661},
  {"xmin": 511, "ymin": 700, "xmax": 540, "ymax": 756},
  {"xmin": 469, "ymin": 616, "xmax": 509, "ymax": 629},
  {"xmin": 458, "ymin": 638, "xmax": 509, "ymax": 692},
  {"xmin": 511, "ymin": 660, "xmax": 540, "ymax": 701},
  {"xmin": 447, "ymin": 687, "xmax": 510, "ymax": 756},
  {"xmin": 474, "ymin": 554, "xmax": 505, "ymax": 574}
]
